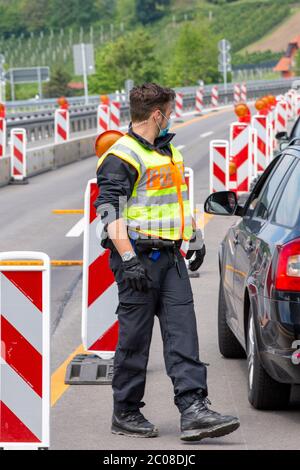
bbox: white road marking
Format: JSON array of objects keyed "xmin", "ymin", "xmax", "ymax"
[
  {"xmin": 66, "ymin": 217, "xmax": 85, "ymax": 237},
  {"xmin": 177, "ymin": 145, "xmax": 185, "ymax": 150},
  {"xmin": 200, "ymin": 131, "xmax": 214, "ymax": 138}
]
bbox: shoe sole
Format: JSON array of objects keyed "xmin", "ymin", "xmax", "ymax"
[
  {"xmin": 180, "ymin": 419, "xmax": 240, "ymax": 442},
  {"xmin": 111, "ymin": 423, "xmax": 159, "ymax": 438}
]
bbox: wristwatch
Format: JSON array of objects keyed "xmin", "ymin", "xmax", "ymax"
[{"xmin": 121, "ymin": 251, "xmax": 136, "ymax": 262}]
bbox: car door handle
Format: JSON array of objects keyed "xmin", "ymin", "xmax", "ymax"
[
  {"xmin": 233, "ymin": 233, "xmax": 239, "ymax": 246},
  {"xmin": 245, "ymin": 238, "xmax": 254, "ymax": 253}
]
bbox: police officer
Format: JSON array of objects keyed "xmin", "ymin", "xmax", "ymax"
[{"xmin": 95, "ymin": 83, "xmax": 240, "ymax": 442}]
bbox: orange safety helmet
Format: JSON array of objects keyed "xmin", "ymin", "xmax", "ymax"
[{"xmin": 95, "ymin": 130, "xmax": 124, "ymax": 158}]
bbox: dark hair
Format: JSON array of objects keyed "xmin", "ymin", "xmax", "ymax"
[{"xmin": 129, "ymin": 83, "xmax": 175, "ymax": 122}]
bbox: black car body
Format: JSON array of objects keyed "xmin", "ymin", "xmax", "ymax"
[{"xmin": 205, "ymin": 146, "xmax": 300, "ymax": 409}]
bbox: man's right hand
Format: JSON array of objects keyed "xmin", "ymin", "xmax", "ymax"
[{"xmin": 121, "ymin": 256, "xmax": 152, "ymax": 292}]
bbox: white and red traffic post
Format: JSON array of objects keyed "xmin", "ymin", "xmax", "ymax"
[
  {"xmin": 0, "ymin": 117, "xmax": 6, "ymax": 158},
  {"xmin": 268, "ymin": 119, "xmax": 274, "ymax": 163},
  {"xmin": 276, "ymin": 100, "xmax": 288, "ymax": 134},
  {"xmin": 230, "ymin": 122, "xmax": 252, "ymax": 193},
  {"xmin": 10, "ymin": 128, "xmax": 27, "ymax": 181},
  {"xmin": 82, "ymin": 179, "xmax": 119, "ymax": 359},
  {"xmin": 82, "ymin": 167, "xmax": 196, "ymax": 353},
  {"xmin": 0, "ymin": 251, "xmax": 50, "ymax": 450},
  {"xmin": 175, "ymin": 92, "xmax": 183, "ymax": 118},
  {"xmin": 110, "ymin": 101, "xmax": 121, "ymax": 131},
  {"xmin": 251, "ymin": 127, "xmax": 258, "ymax": 179},
  {"xmin": 180, "ymin": 167, "xmax": 195, "ymax": 257},
  {"xmin": 241, "ymin": 83, "xmax": 247, "ymax": 102},
  {"xmin": 54, "ymin": 108, "xmax": 70, "ymax": 143},
  {"xmin": 297, "ymin": 95, "xmax": 300, "ymax": 116},
  {"xmin": 97, "ymin": 105, "xmax": 110, "ymax": 134},
  {"xmin": 195, "ymin": 88, "xmax": 204, "ymax": 114},
  {"xmin": 209, "ymin": 140, "xmax": 229, "ymax": 194},
  {"xmin": 233, "ymin": 84, "xmax": 240, "ymax": 105},
  {"xmin": 251, "ymin": 115, "xmax": 269, "ymax": 173},
  {"xmin": 211, "ymin": 86, "xmax": 218, "ymax": 108},
  {"xmin": 286, "ymin": 91, "xmax": 295, "ymax": 120}
]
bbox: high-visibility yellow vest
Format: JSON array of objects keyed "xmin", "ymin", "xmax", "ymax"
[{"xmin": 96, "ymin": 134, "xmax": 193, "ymax": 241}]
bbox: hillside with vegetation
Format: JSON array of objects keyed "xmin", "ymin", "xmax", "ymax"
[{"xmin": 0, "ymin": 0, "xmax": 299, "ymax": 99}]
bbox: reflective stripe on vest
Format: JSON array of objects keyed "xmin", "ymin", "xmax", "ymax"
[{"xmin": 96, "ymin": 134, "xmax": 193, "ymax": 241}]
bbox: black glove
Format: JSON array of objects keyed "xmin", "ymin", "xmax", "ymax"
[
  {"xmin": 186, "ymin": 244, "xmax": 206, "ymax": 271},
  {"xmin": 186, "ymin": 229, "xmax": 206, "ymax": 272},
  {"xmin": 121, "ymin": 256, "xmax": 152, "ymax": 292}
]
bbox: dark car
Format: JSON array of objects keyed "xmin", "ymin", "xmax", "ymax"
[
  {"xmin": 205, "ymin": 146, "xmax": 300, "ymax": 410},
  {"xmin": 276, "ymin": 115, "xmax": 300, "ymax": 150}
]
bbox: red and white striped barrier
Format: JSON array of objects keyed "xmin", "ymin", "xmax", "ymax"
[
  {"xmin": 82, "ymin": 168, "xmax": 195, "ymax": 355},
  {"xmin": 296, "ymin": 95, "xmax": 300, "ymax": 116},
  {"xmin": 251, "ymin": 115, "xmax": 269, "ymax": 172},
  {"xmin": 175, "ymin": 93, "xmax": 183, "ymax": 118},
  {"xmin": 97, "ymin": 105, "xmax": 110, "ymax": 134},
  {"xmin": 286, "ymin": 91, "xmax": 295, "ymax": 120},
  {"xmin": 82, "ymin": 179, "xmax": 119, "ymax": 359},
  {"xmin": 251, "ymin": 127, "xmax": 258, "ymax": 179},
  {"xmin": 268, "ymin": 120, "xmax": 273, "ymax": 163},
  {"xmin": 209, "ymin": 140, "xmax": 229, "ymax": 193},
  {"xmin": 10, "ymin": 128, "xmax": 27, "ymax": 181},
  {"xmin": 54, "ymin": 108, "xmax": 70, "ymax": 143},
  {"xmin": 276, "ymin": 100, "xmax": 288, "ymax": 133},
  {"xmin": 181, "ymin": 167, "xmax": 195, "ymax": 257},
  {"xmin": 230, "ymin": 123, "xmax": 252, "ymax": 193},
  {"xmin": 241, "ymin": 83, "xmax": 247, "ymax": 102},
  {"xmin": 195, "ymin": 88, "xmax": 204, "ymax": 114},
  {"xmin": 0, "ymin": 251, "xmax": 50, "ymax": 450},
  {"xmin": 0, "ymin": 117, "xmax": 6, "ymax": 158},
  {"xmin": 110, "ymin": 101, "xmax": 121, "ymax": 131},
  {"xmin": 211, "ymin": 86, "xmax": 218, "ymax": 108},
  {"xmin": 234, "ymin": 84, "xmax": 240, "ymax": 104}
]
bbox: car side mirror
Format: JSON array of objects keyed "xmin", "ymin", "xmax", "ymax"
[
  {"xmin": 204, "ymin": 191, "xmax": 240, "ymax": 216},
  {"xmin": 275, "ymin": 131, "xmax": 288, "ymax": 141}
]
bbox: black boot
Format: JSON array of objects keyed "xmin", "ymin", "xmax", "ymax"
[
  {"xmin": 180, "ymin": 397, "xmax": 240, "ymax": 442},
  {"xmin": 111, "ymin": 409, "xmax": 159, "ymax": 438}
]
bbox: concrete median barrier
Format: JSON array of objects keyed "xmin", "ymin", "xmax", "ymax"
[
  {"xmin": 0, "ymin": 156, "xmax": 10, "ymax": 187},
  {"xmin": 0, "ymin": 133, "xmax": 98, "ymax": 188}
]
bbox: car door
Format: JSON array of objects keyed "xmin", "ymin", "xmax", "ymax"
[{"xmin": 232, "ymin": 154, "xmax": 296, "ymax": 338}]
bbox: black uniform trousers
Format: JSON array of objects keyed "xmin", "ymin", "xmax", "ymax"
[{"xmin": 109, "ymin": 244, "xmax": 208, "ymax": 415}]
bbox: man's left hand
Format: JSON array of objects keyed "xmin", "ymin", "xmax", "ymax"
[{"xmin": 186, "ymin": 229, "xmax": 206, "ymax": 272}]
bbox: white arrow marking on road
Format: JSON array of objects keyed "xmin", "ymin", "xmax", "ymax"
[
  {"xmin": 66, "ymin": 217, "xmax": 85, "ymax": 237},
  {"xmin": 177, "ymin": 145, "xmax": 185, "ymax": 150},
  {"xmin": 200, "ymin": 131, "xmax": 214, "ymax": 138}
]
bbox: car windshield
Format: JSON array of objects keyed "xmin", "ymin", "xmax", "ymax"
[{"xmin": 290, "ymin": 116, "xmax": 300, "ymax": 139}]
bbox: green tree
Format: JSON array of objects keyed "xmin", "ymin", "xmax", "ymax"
[
  {"xmin": 48, "ymin": 0, "xmax": 100, "ymax": 29},
  {"xmin": 22, "ymin": 0, "xmax": 50, "ymax": 32},
  {"xmin": 0, "ymin": 1, "xmax": 24, "ymax": 37},
  {"xmin": 115, "ymin": 0, "xmax": 136, "ymax": 28},
  {"xmin": 166, "ymin": 22, "xmax": 219, "ymax": 86},
  {"xmin": 89, "ymin": 29, "xmax": 160, "ymax": 94},
  {"xmin": 136, "ymin": 0, "xmax": 171, "ymax": 25},
  {"xmin": 44, "ymin": 68, "xmax": 72, "ymax": 98}
]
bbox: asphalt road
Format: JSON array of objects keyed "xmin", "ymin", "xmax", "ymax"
[{"xmin": 1, "ymin": 107, "xmax": 299, "ymax": 450}]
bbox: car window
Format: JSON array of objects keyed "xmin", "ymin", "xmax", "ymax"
[
  {"xmin": 273, "ymin": 161, "xmax": 300, "ymax": 228},
  {"xmin": 252, "ymin": 154, "xmax": 295, "ymax": 220},
  {"xmin": 243, "ymin": 157, "xmax": 280, "ymax": 218}
]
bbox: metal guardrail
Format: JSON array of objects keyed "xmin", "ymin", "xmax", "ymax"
[{"xmin": 4, "ymin": 78, "xmax": 298, "ymax": 143}]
